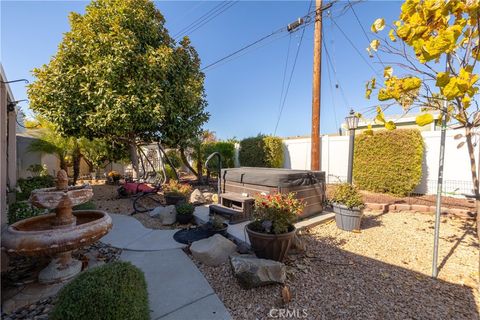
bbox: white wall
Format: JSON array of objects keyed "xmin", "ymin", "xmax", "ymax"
[{"xmin": 235, "ymin": 129, "xmax": 476, "ymax": 196}]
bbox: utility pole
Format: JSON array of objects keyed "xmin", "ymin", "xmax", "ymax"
[{"xmin": 311, "ymin": 0, "xmax": 322, "ymax": 171}]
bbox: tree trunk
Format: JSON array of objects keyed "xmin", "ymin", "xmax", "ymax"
[
  {"xmin": 129, "ymin": 142, "xmax": 140, "ymax": 179},
  {"xmin": 158, "ymin": 143, "xmax": 179, "ymax": 181},
  {"xmin": 464, "ymin": 126, "xmax": 480, "ymax": 291},
  {"xmin": 195, "ymin": 144, "xmax": 203, "ymax": 183},
  {"xmin": 179, "ymin": 148, "xmax": 198, "ymax": 177},
  {"xmin": 72, "ymin": 148, "xmax": 81, "ymax": 186}
]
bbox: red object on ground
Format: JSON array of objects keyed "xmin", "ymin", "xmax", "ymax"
[{"xmin": 123, "ymin": 182, "xmax": 155, "ymax": 194}]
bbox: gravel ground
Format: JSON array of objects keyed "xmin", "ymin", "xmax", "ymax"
[{"xmin": 195, "ymin": 211, "xmax": 479, "ymax": 320}]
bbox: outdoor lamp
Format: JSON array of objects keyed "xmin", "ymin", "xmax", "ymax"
[
  {"xmin": 345, "ymin": 109, "xmax": 359, "ymax": 130},
  {"xmin": 346, "ymin": 109, "xmax": 359, "ymax": 184}
]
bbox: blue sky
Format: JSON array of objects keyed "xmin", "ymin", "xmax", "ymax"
[{"xmin": 1, "ymin": 0, "xmax": 402, "ymax": 139}]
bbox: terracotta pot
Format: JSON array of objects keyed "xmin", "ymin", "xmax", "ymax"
[
  {"xmin": 246, "ymin": 223, "xmax": 295, "ymax": 262},
  {"xmin": 165, "ymin": 194, "xmax": 186, "ymax": 206},
  {"xmin": 176, "ymin": 213, "xmax": 193, "ymax": 224}
]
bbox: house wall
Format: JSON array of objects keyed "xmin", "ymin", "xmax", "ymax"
[
  {"xmin": 234, "ymin": 129, "xmax": 476, "ymax": 196},
  {"xmin": 0, "ymin": 81, "xmax": 8, "ymax": 228}
]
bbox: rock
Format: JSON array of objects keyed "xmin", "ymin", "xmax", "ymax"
[
  {"xmin": 203, "ymin": 192, "xmax": 214, "ymax": 202},
  {"xmin": 149, "ymin": 206, "xmax": 177, "ymax": 225},
  {"xmin": 190, "ymin": 189, "xmax": 206, "ymax": 204},
  {"xmin": 159, "ymin": 205, "xmax": 176, "ymax": 225},
  {"xmin": 190, "ymin": 234, "xmax": 237, "ymax": 266},
  {"xmin": 230, "ymin": 255, "xmax": 286, "ymax": 289},
  {"xmin": 237, "ymin": 243, "xmax": 250, "ymax": 254}
]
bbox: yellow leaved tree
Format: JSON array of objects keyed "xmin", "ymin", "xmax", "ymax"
[{"xmin": 365, "ymin": 0, "xmax": 480, "ymax": 228}]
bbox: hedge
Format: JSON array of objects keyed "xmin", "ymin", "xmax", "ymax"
[
  {"xmin": 50, "ymin": 261, "xmax": 149, "ymax": 320},
  {"xmin": 353, "ymin": 129, "xmax": 424, "ymax": 196},
  {"xmin": 239, "ymin": 135, "xmax": 284, "ymax": 168},
  {"xmin": 192, "ymin": 141, "xmax": 236, "ymax": 173}
]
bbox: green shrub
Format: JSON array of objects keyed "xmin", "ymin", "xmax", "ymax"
[
  {"xmin": 203, "ymin": 141, "xmax": 235, "ymax": 169},
  {"xmin": 73, "ymin": 201, "xmax": 96, "ymax": 210},
  {"xmin": 354, "ymin": 129, "xmax": 424, "ymax": 196},
  {"xmin": 176, "ymin": 203, "xmax": 194, "ymax": 215},
  {"xmin": 8, "ymin": 201, "xmax": 44, "ymax": 224},
  {"xmin": 329, "ymin": 183, "xmax": 364, "ymax": 209},
  {"xmin": 50, "ymin": 261, "xmax": 149, "ymax": 320},
  {"xmin": 165, "ymin": 164, "xmax": 177, "ymax": 180},
  {"xmin": 239, "ymin": 135, "xmax": 284, "ymax": 168},
  {"xmin": 165, "ymin": 149, "xmax": 182, "ymax": 168},
  {"xmin": 16, "ymin": 175, "xmax": 55, "ymax": 201}
]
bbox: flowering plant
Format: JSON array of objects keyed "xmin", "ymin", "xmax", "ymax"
[
  {"xmin": 163, "ymin": 180, "xmax": 192, "ymax": 197},
  {"xmin": 107, "ymin": 170, "xmax": 121, "ymax": 180},
  {"xmin": 252, "ymin": 192, "xmax": 304, "ymax": 234}
]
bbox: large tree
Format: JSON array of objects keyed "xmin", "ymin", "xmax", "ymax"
[
  {"xmin": 364, "ymin": 0, "xmax": 479, "ymax": 227},
  {"xmin": 28, "ymin": 0, "xmax": 208, "ymax": 177}
]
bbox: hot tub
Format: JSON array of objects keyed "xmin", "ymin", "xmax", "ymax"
[{"xmin": 220, "ymin": 167, "xmax": 326, "ymax": 219}]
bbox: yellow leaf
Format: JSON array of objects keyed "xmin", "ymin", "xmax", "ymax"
[
  {"xmin": 436, "ymin": 72, "xmax": 450, "ymax": 87},
  {"xmin": 415, "ymin": 113, "xmax": 434, "ymax": 126},
  {"xmin": 384, "ymin": 66, "xmax": 393, "ymax": 79},
  {"xmin": 385, "ymin": 120, "xmax": 396, "ymax": 130},
  {"xmin": 389, "ymin": 29, "xmax": 397, "ymax": 42},
  {"xmin": 371, "ymin": 18, "xmax": 385, "ymax": 33},
  {"xmin": 370, "ymin": 39, "xmax": 380, "ymax": 51},
  {"xmin": 365, "ymin": 88, "xmax": 372, "ymax": 99}
]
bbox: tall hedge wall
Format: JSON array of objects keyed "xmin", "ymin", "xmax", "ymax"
[
  {"xmin": 203, "ymin": 141, "xmax": 236, "ymax": 169},
  {"xmin": 239, "ymin": 135, "xmax": 284, "ymax": 168},
  {"xmin": 353, "ymin": 129, "xmax": 424, "ymax": 196}
]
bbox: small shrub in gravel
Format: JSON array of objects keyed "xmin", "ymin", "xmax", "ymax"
[
  {"xmin": 329, "ymin": 183, "xmax": 364, "ymax": 209},
  {"xmin": 50, "ymin": 261, "xmax": 149, "ymax": 320}
]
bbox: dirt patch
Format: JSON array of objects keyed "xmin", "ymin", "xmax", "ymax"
[{"xmin": 195, "ymin": 211, "xmax": 479, "ymax": 319}]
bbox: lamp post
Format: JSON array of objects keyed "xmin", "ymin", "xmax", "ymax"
[{"xmin": 345, "ymin": 109, "xmax": 359, "ymax": 184}]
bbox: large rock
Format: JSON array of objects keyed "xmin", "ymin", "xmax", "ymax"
[
  {"xmin": 202, "ymin": 192, "xmax": 214, "ymax": 202},
  {"xmin": 190, "ymin": 234, "xmax": 236, "ymax": 266},
  {"xmin": 230, "ymin": 255, "xmax": 286, "ymax": 289},
  {"xmin": 190, "ymin": 189, "xmax": 206, "ymax": 205},
  {"xmin": 149, "ymin": 205, "xmax": 177, "ymax": 225}
]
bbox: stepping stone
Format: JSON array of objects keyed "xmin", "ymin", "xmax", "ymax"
[
  {"xmin": 100, "ymin": 214, "xmax": 151, "ymax": 248},
  {"xmin": 125, "ymin": 230, "xmax": 186, "ymax": 251}
]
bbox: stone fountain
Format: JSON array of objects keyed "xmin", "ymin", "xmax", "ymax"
[{"xmin": 2, "ymin": 170, "xmax": 112, "ymax": 283}]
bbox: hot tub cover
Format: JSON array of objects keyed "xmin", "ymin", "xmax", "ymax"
[{"xmin": 221, "ymin": 167, "xmax": 325, "ymax": 188}]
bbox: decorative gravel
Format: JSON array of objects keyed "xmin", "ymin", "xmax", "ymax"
[{"xmin": 195, "ymin": 210, "xmax": 479, "ymax": 319}]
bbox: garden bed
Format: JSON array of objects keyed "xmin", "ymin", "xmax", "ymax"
[{"xmin": 195, "ymin": 210, "xmax": 479, "ymax": 319}]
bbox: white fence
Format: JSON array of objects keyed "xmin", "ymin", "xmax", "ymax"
[{"xmin": 235, "ymin": 130, "xmax": 476, "ymax": 196}]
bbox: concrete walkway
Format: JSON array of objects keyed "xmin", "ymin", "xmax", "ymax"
[{"xmin": 101, "ymin": 214, "xmax": 231, "ymax": 320}]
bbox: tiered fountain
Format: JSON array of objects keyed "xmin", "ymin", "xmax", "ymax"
[{"xmin": 2, "ymin": 170, "xmax": 112, "ymax": 283}]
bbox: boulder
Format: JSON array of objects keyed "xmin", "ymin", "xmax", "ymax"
[
  {"xmin": 203, "ymin": 192, "xmax": 214, "ymax": 202},
  {"xmin": 230, "ymin": 255, "xmax": 286, "ymax": 289},
  {"xmin": 159, "ymin": 205, "xmax": 177, "ymax": 225},
  {"xmin": 190, "ymin": 189, "xmax": 206, "ymax": 204},
  {"xmin": 149, "ymin": 205, "xmax": 177, "ymax": 225},
  {"xmin": 190, "ymin": 234, "xmax": 237, "ymax": 266}
]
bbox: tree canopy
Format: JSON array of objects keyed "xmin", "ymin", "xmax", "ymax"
[{"xmin": 28, "ymin": 0, "xmax": 209, "ymax": 175}]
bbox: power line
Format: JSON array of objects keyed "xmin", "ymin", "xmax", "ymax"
[
  {"xmin": 273, "ymin": 11, "xmax": 310, "ymax": 134},
  {"xmin": 347, "ymin": 0, "xmax": 385, "ymax": 67},
  {"xmin": 323, "ymin": 37, "xmax": 349, "ymax": 107},
  {"xmin": 173, "ymin": 1, "xmax": 237, "ymax": 40},
  {"xmin": 330, "ymin": 16, "xmax": 382, "ymax": 78},
  {"xmin": 277, "ymin": 34, "xmax": 293, "ymax": 115}
]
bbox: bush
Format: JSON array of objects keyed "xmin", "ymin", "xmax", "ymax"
[
  {"xmin": 203, "ymin": 141, "xmax": 235, "ymax": 169},
  {"xmin": 50, "ymin": 261, "xmax": 149, "ymax": 320},
  {"xmin": 329, "ymin": 183, "xmax": 364, "ymax": 209},
  {"xmin": 176, "ymin": 203, "xmax": 194, "ymax": 215},
  {"xmin": 8, "ymin": 201, "xmax": 44, "ymax": 224},
  {"xmin": 165, "ymin": 149, "xmax": 182, "ymax": 168},
  {"xmin": 16, "ymin": 175, "xmax": 55, "ymax": 201},
  {"xmin": 163, "ymin": 180, "xmax": 192, "ymax": 197},
  {"xmin": 354, "ymin": 129, "xmax": 424, "ymax": 196},
  {"xmin": 239, "ymin": 135, "xmax": 284, "ymax": 168}
]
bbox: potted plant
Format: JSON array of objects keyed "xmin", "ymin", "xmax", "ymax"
[
  {"xmin": 176, "ymin": 203, "xmax": 195, "ymax": 224},
  {"xmin": 163, "ymin": 180, "xmax": 192, "ymax": 205},
  {"xmin": 246, "ymin": 193, "xmax": 304, "ymax": 262},
  {"xmin": 330, "ymin": 183, "xmax": 365, "ymax": 231},
  {"xmin": 204, "ymin": 215, "xmax": 228, "ymax": 236}
]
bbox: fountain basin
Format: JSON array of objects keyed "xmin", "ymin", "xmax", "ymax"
[
  {"xmin": 2, "ymin": 210, "xmax": 112, "ymax": 257},
  {"xmin": 29, "ymin": 185, "xmax": 93, "ymax": 210}
]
